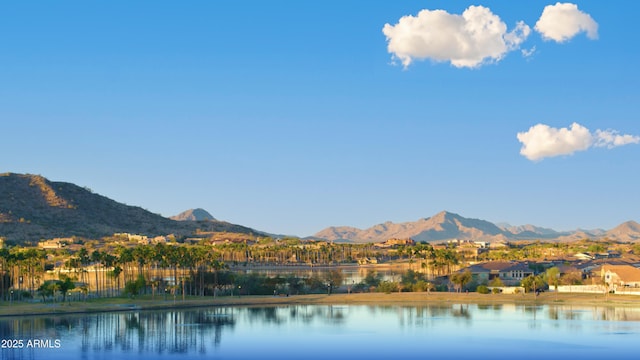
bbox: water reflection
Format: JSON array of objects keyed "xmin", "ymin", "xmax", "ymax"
[
  {"xmin": 1, "ymin": 304, "xmax": 640, "ymax": 359},
  {"xmin": 0, "ymin": 308, "xmax": 236, "ymax": 359}
]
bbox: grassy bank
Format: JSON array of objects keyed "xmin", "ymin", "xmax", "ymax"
[{"xmin": 2, "ymin": 291, "xmax": 640, "ymax": 317}]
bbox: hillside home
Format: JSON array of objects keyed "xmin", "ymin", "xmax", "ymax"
[
  {"xmin": 38, "ymin": 238, "xmax": 71, "ymax": 249},
  {"xmin": 489, "ymin": 241, "xmax": 509, "ymax": 249},
  {"xmin": 114, "ymin": 233, "xmax": 149, "ymax": 243},
  {"xmin": 452, "ymin": 241, "xmax": 489, "ymax": 260},
  {"xmin": 374, "ymin": 238, "xmax": 416, "ymax": 249}
]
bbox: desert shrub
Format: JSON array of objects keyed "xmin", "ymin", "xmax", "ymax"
[
  {"xmin": 377, "ymin": 281, "xmax": 399, "ymax": 294},
  {"xmin": 412, "ymin": 280, "xmax": 433, "ymax": 292}
]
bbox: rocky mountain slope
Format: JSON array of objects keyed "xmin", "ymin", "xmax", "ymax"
[
  {"xmin": 606, "ymin": 221, "xmax": 640, "ymax": 242},
  {"xmin": 3, "ymin": 173, "xmax": 638, "ymax": 245},
  {"xmin": 0, "ymin": 173, "xmax": 259, "ymax": 244},
  {"xmin": 315, "ymin": 211, "xmax": 640, "ymax": 243},
  {"xmin": 315, "ymin": 211, "xmax": 507, "ymax": 243}
]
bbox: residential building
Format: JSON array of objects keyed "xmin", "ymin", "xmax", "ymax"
[
  {"xmin": 462, "ymin": 261, "xmax": 534, "ymax": 286},
  {"xmin": 601, "ymin": 265, "xmax": 640, "ymax": 288}
]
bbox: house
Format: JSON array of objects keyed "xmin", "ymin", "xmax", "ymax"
[
  {"xmin": 454, "ymin": 241, "xmax": 489, "ymax": 260},
  {"xmin": 462, "ymin": 261, "xmax": 535, "ymax": 286},
  {"xmin": 578, "ymin": 259, "xmax": 633, "ymax": 281},
  {"xmin": 38, "ymin": 238, "xmax": 72, "ymax": 249},
  {"xmin": 601, "ymin": 265, "xmax": 640, "ymax": 288},
  {"xmin": 374, "ymin": 238, "xmax": 415, "ymax": 249},
  {"xmin": 575, "ymin": 252, "xmax": 620, "ymax": 261},
  {"xmin": 574, "ymin": 252, "xmax": 594, "ymax": 261}
]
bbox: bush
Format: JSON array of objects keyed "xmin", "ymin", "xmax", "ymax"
[
  {"xmin": 477, "ymin": 285, "xmax": 489, "ymax": 294},
  {"xmin": 435, "ymin": 284, "xmax": 448, "ymax": 292},
  {"xmin": 123, "ymin": 274, "xmax": 146, "ymax": 298},
  {"xmin": 492, "ymin": 287, "xmax": 501, "ymax": 294},
  {"xmin": 377, "ymin": 281, "xmax": 399, "ymax": 294},
  {"xmin": 412, "ymin": 280, "xmax": 432, "ymax": 292}
]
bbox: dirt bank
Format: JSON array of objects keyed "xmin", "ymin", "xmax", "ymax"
[{"xmin": 2, "ymin": 291, "xmax": 640, "ymax": 317}]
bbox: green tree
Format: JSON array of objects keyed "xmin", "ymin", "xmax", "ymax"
[
  {"xmin": 521, "ymin": 274, "xmax": 546, "ymax": 294},
  {"xmin": 323, "ymin": 270, "xmax": 343, "ymax": 295},
  {"xmin": 59, "ymin": 276, "xmax": 75, "ymax": 303},
  {"xmin": 489, "ymin": 276, "xmax": 504, "ymax": 287},
  {"xmin": 360, "ymin": 271, "xmax": 382, "ymax": 292},
  {"xmin": 560, "ymin": 270, "xmax": 583, "ymax": 285},
  {"xmin": 412, "ymin": 280, "xmax": 433, "ymax": 292},
  {"xmin": 37, "ymin": 281, "xmax": 55, "ymax": 302},
  {"xmin": 545, "ymin": 267, "xmax": 560, "ymax": 299},
  {"xmin": 450, "ymin": 270, "xmax": 472, "ymax": 293},
  {"xmin": 123, "ymin": 274, "xmax": 147, "ymax": 298},
  {"xmin": 401, "ymin": 270, "xmax": 420, "ymax": 286}
]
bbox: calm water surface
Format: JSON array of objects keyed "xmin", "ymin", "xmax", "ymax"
[{"xmin": 1, "ymin": 303, "xmax": 639, "ymax": 360}]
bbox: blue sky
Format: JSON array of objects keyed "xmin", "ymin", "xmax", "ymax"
[{"xmin": 2, "ymin": 1, "xmax": 639, "ymax": 236}]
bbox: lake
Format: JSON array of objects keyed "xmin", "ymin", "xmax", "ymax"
[{"xmin": 1, "ymin": 303, "xmax": 639, "ymax": 360}]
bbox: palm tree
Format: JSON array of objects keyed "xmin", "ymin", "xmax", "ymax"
[
  {"xmin": 109, "ymin": 266, "xmax": 123, "ymax": 296},
  {"xmin": 0, "ymin": 248, "xmax": 10, "ymax": 301},
  {"xmin": 91, "ymin": 250, "xmax": 102, "ymax": 297},
  {"xmin": 117, "ymin": 246, "xmax": 134, "ymax": 285}
]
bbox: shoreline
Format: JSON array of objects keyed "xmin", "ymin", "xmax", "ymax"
[{"xmin": 2, "ymin": 291, "xmax": 640, "ymax": 317}]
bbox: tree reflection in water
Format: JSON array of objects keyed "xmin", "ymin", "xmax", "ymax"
[
  {"xmin": 0, "ymin": 308, "xmax": 236, "ymax": 358},
  {"xmin": 2, "ymin": 304, "xmax": 640, "ymax": 359}
]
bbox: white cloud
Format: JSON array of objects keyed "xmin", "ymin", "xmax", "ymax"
[
  {"xmin": 521, "ymin": 46, "xmax": 536, "ymax": 58},
  {"xmin": 535, "ymin": 3, "xmax": 598, "ymax": 43},
  {"xmin": 517, "ymin": 123, "xmax": 640, "ymax": 161},
  {"xmin": 517, "ymin": 123, "xmax": 592, "ymax": 161},
  {"xmin": 382, "ymin": 6, "xmax": 530, "ymax": 68},
  {"xmin": 594, "ymin": 129, "xmax": 640, "ymax": 149}
]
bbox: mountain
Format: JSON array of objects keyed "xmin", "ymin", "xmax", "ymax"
[
  {"xmin": 3, "ymin": 173, "xmax": 638, "ymax": 245},
  {"xmin": 497, "ymin": 223, "xmax": 561, "ymax": 237},
  {"xmin": 171, "ymin": 208, "xmax": 216, "ymax": 221},
  {"xmin": 314, "ymin": 211, "xmax": 640, "ymax": 244},
  {"xmin": 606, "ymin": 221, "xmax": 640, "ymax": 242},
  {"xmin": 0, "ymin": 173, "xmax": 259, "ymax": 244},
  {"xmin": 315, "ymin": 211, "xmax": 507, "ymax": 243}
]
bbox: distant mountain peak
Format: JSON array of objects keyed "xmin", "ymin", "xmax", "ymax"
[
  {"xmin": 606, "ymin": 221, "xmax": 640, "ymax": 242},
  {"xmin": 171, "ymin": 208, "xmax": 216, "ymax": 221},
  {"xmin": 432, "ymin": 210, "xmax": 458, "ymax": 218},
  {"xmin": 313, "ymin": 210, "xmax": 640, "ymax": 244},
  {"xmin": 314, "ymin": 210, "xmax": 505, "ymax": 243}
]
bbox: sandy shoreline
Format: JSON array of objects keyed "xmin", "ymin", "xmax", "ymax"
[{"xmin": 2, "ymin": 291, "xmax": 640, "ymax": 317}]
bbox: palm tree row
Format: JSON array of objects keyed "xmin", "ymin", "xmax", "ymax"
[
  {"xmin": 0, "ymin": 240, "xmax": 465, "ymax": 301},
  {"xmin": 0, "ymin": 247, "xmax": 46, "ymax": 300}
]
